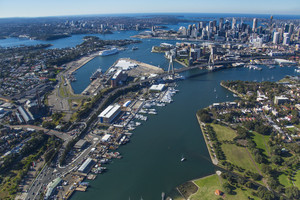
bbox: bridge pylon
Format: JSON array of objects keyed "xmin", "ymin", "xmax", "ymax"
[{"xmin": 208, "ymin": 47, "xmax": 215, "ymax": 71}]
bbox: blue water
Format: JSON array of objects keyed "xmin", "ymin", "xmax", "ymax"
[
  {"xmin": 71, "ymin": 65, "xmax": 297, "ymax": 200},
  {"xmin": 71, "ymin": 39, "xmax": 184, "ymax": 94},
  {"xmin": 1, "ymin": 14, "xmax": 299, "ymax": 199},
  {"xmin": 0, "ymin": 31, "xmax": 142, "ymax": 49}
]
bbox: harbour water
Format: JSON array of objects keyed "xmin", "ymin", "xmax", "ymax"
[{"xmin": 1, "ymin": 14, "xmax": 299, "ymax": 200}]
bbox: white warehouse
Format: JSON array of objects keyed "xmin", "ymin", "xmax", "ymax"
[{"xmin": 98, "ymin": 104, "xmax": 121, "ymax": 123}]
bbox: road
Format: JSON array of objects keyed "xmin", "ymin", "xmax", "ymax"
[
  {"xmin": 9, "ymin": 125, "xmax": 73, "ymax": 143},
  {"xmin": 25, "ymin": 135, "xmax": 101, "ymax": 200}
]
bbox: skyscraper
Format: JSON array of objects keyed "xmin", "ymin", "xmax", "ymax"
[
  {"xmin": 219, "ymin": 18, "xmax": 224, "ymax": 30},
  {"xmin": 289, "ymin": 23, "xmax": 294, "ymax": 35},
  {"xmin": 284, "ymin": 23, "xmax": 289, "ymax": 33},
  {"xmin": 273, "ymin": 32, "xmax": 280, "ymax": 44},
  {"xmin": 232, "ymin": 18, "xmax": 236, "ymax": 30},
  {"xmin": 198, "ymin": 22, "xmax": 204, "ymax": 29},
  {"xmin": 252, "ymin": 18, "xmax": 257, "ymax": 32},
  {"xmin": 283, "ymin": 33, "xmax": 290, "ymax": 45},
  {"xmin": 208, "ymin": 21, "xmax": 213, "ymax": 31}
]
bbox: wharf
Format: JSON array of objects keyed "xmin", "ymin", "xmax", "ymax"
[
  {"xmin": 68, "ymin": 52, "xmax": 99, "ymax": 74},
  {"xmin": 87, "ymin": 174, "xmax": 97, "ymax": 180},
  {"xmin": 81, "ymin": 77, "xmax": 103, "ymax": 95},
  {"xmin": 64, "ymin": 189, "xmax": 75, "ymax": 200},
  {"xmin": 76, "ymin": 185, "xmax": 88, "ymax": 191}
]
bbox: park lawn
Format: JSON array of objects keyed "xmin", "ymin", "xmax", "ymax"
[
  {"xmin": 210, "ymin": 124, "xmax": 237, "ymax": 141},
  {"xmin": 294, "ymin": 170, "xmax": 300, "ymax": 189},
  {"xmin": 278, "ymin": 173, "xmax": 293, "ymax": 188},
  {"xmin": 295, "ymin": 124, "xmax": 300, "ymax": 129},
  {"xmin": 252, "ymin": 131, "xmax": 270, "ymax": 157},
  {"xmin": 191, "ymin": 174, "xmax": 223, "ymax": 200},
  {"xmin": 191, "ymin": 174, "xmax": 259, "ymax": 200},
  {"xmin": 222, "ymin": 143, "xmax": 258, "ymax": 173}
]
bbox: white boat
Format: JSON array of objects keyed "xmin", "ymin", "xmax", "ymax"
[
  {"xmin": 99, "ymin": 48, "xmax": 118, "ymax": 56},
  {"xmin": 135, "ymin": 122, "xmax": 142, "ymax": 126},
  {"xmin": 148, "ymin": 111, "xmax": 157, "ymax": 115},
  {"xmin": 181, "ymin": 156, "xmax": 186, "ymax": 162}
]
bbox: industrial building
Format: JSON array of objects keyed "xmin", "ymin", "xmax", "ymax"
[
  {"xmin": 98, "ymin": 104, "xmax": 121, "ymax": 123},
  {"xmin": 101, "ymin": 134, "xmax": 112, "ymax": 142},
  {"xmin": 17, "ymin": 106, "xmax": 34, "ymax": 123},
  {"xmin": 74, "ymin": 139, "xmax": 88, "ymax": 150},
  {"xmin": 114, "ymin": 59, "xmax": 137, "ymax": 71},
  {"xmin": 44, "ymin": 177, "xmax": 62, "ymax": 200},
  {"xmin": 78, "ymin": 158, "xmax": 95, "ymax": 173},
  {"xmin": 149, "ymin": 84, "xmax": 165, "ymax": 92},
  {"xmin": 111, "ymin": 70, "xmax": 128, "ymax": 87}
]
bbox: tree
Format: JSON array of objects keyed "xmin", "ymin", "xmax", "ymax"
[
  {"xmin": 245, "ymin": 181, "xmax": 253, "ymax": 189},
  {"xmin": 251, "ymin": 172, "xmax": 261, "ymax": 181},
  {"xmin": 271, "ymin": 145, "xmax": 282, "ymax": 155},
  {"xmin": 223, "ymin": 182, "xmax": 233, "ymax": 194},
  {"xmin": 42, "ymin": 121, "xmax": 56, "ymax": 129},
  {"xmin": 243, "ymin": 121, "xmax": 255, "ymax": 130},
  {"xmin": 254, "ymin": 154, "xmax": 263, "ymax": 164},
  {"xmin": 237, "ymin": 176, "xmax": 246, "ymax": 185},
  {"xmin": 267, "ymin": 177, "xmax": 278, "ymax": 190},
  {"xmin": 257, "ymin": 186, "xmax": 275, "ymax": 200},
  {"xmin": 261, "ymin": 164, "xmax": 272, "ymax": 175},
  {"xmin": 285, "ymin": 187, "xmax": 299, "ymax": 199},
  {"xmin": 255, "ymin": 124, "xmax": 272, "ymax": 135},
  {"xmin": 236, "ymin": 126, "xmax": 249, "ymax": 139},
  {"xmin": 200, "ymin": 113, "xmax": 212, "ymax": 123},
  {"xmin": 45, "ymin": 148, "xmax": 55, "ymax": 163},
  {"xmin": 271, "ymin": 155, "xmax": 283, "ymax": 165}
]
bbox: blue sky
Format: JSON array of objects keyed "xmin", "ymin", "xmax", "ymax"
[{"xmin": 0, "ymin": 0, "xmax": 299, "ymax": 18}]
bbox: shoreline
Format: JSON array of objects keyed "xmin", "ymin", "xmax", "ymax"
[
  {"xmin": 196, "ymin": 114, "xmax": 219, "ymax": 166},
  {"xmin": 220, "ymin": 82, "xmax": 246, "ymax": 99},
  {"xmin": 67, "ymin": 52, "xmax": 99, "ymax": 74},
  {"xmin": 63, "ymin": 52, "xmax": 100, "ymax": 96}
]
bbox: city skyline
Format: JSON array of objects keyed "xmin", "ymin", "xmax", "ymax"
[{"xmin": 0, "ymin": 0, "xmax": 300, "ymax": 18}]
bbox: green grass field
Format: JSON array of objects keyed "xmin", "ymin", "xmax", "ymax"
[
  {"xmin": 191, "ymin": 174, "xmax": 222, "ymax": 200},
  {"xmin": 252, "ymin": 131, "xmax": 270, "ymax": 157},
  {"xmin": 210, "ymin": 124, "xmax": 237, "ymax": 141},
  {"xmin": 191, "ymin": 174, "xmax": 259, "ymax": 200},
  {"xmin": 278, "ymin": 173, "xmax": 293, "ymax": 188},
  {"xmin": 222, "ymin": 143, "xmax": 258, "ymax": 173}
]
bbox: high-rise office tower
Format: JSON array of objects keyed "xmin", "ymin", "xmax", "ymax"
[
  {"xmin": 283, "ymin": 33, "xmax": 290, "ymax": 45},
  {"xmin": 252, "ymin": 18, "xmax": 257, "ymax": 32},
  {"xmin": 232, "ymin": 18, "xmax": 236, "ymax": 30},
  {"xmin": 273, "ymin": 32, "xmax": 280, "ymax": 44},
  {"xmin": 187, "ymin": 25, "xmax": 192, "ymax": 36},
  {"xmin": 198, "ymin": 22, "xmax": 204, "ymax": 29},
  {"xmin": 208, "ymin": 21, "xmax": 213, "ymax": 30},
  {"xmin": 289, "ymin": 23, "xmax": 294, "ymax": 35},
  {"xmin": 219, "ymin": 18, "xmax": 224, "ymax": 30},
  {"xmin": 284, "ymin": 23, "xmax": 289, "ymax": 33},
  {"xmin": 212, "ymin": 20, "xmax": 217, "ymax": 28}
]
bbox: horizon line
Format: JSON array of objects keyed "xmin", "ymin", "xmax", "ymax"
[{"xmin": 1, "ymin": 12, "xmax": 300, "ymax": 19}]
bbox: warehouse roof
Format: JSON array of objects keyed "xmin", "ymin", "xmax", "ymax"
[{"xmin": 99, "ymin": 104, "xmax": 121, "ymax": 119}]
